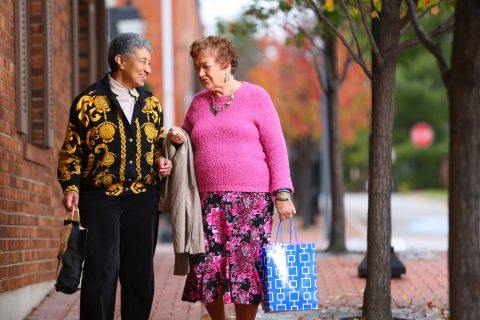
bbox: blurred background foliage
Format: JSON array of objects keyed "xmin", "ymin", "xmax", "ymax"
[
  {"xmin": 344, "ymin": 9, "xmax": 451, "ymax": 191},
  {"xmin": 217, "ymin": 5, "xmax": 451, "ymax": 193}
]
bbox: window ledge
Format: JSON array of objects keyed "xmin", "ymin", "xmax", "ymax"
[{"xmin": 24, "ymin": 143, "xmax": 51, "ymax": 167}]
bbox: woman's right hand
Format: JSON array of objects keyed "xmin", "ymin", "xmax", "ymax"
[
  {"xmin": 275, "ymin": 198, "xmax": 297, "ymax": 221},
  {"xmin": 168, "ymin": 126, "xmax": 186, "ymax": 144},
  {"xmin": 62, "ymin": 191, "xmax": 79, "ymax": 211}
]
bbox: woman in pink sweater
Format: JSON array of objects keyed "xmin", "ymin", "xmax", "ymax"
[{"xmin": 168, "ymin": 36, "xmax": 296, "ymax": 320}]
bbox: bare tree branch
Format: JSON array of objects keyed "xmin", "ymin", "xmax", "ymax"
[
  {"xmin": 406, "ymin": 0, "xmax": 451, "ymax": 84},
  {"xmin": 293, "ymin": 25, "xmax": 330, "ymax": 92},
  {"xmin": 313, "ymin": 56, "xmax": 328, "ymax": 93},
  {"xmin": 338, "ymin": 55, "xmax": 353, "ymax": 85},
  {"xmin": 401, "ymin": 22, "xmax": 414, "ymax": 37},
  {"xmin": 295, "ymin": 25, "xmax": 319, "ymax": 49},
  {"xmin": 337, "ymin": 0, "xmax": 365, "ymax": 65},
  {"xmin": 356, "ymin": 0, "xmax": 384, "ymax": 67},
  {"xmin": 287, "ymin": 24, "xmax": 328, "ymax": 91},
  {"xmin": 401, "ymin": 6, "xmax": 438, "ymax": 36},
  {"xmin": 397, "ymin": 15, "xmax": 454, "ymax": 54},
  {"xmin": 306, "ymin": 0, "xmax": 372, "ymax": 79},
  {"xmin": 400, "ymin": 0, "xmax": 445, "ymax": 31}
]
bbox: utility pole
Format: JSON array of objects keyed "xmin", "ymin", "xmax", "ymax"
[{"xmin": 320, "ymin": 46, "xmax": 331, "ymax": 240}]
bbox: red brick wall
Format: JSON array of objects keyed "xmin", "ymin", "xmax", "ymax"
[
  {"xmin": 0, "ymin": 0, "xmax": 197, "ymax": 294},
  {"xmin": 173, "ymin": 0, "xmax": 202, "ymax": 124},
  {"xmin": 30, "ymin": 0, "xmax": 45, "ymax": 145},
  {"xmin": 0, "ymin": 0, "xmax": 103, "ymax": 293},
  {"xmin": 78, "ymin": 2, "xmax": 92, "ymax": 90},
  {"xmin": 0, "ymin": 1, "xmax": 16, "ymax": 139}
]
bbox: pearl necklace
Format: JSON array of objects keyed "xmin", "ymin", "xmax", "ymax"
[{"xmin": 210, "ymin": 81, "xmax": 237, "ymax": 116}]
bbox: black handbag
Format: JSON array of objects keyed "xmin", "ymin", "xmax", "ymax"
[{"xmin": 55, "ymin": 207, "xmax": 88, "ymax": 294}]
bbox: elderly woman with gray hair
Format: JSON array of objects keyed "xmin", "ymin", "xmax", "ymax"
[
  {"xmin": 57, "ymin": 33, "xmax": 171, "ymax": 319},
  {"xmin": 169, "ymin": 35, "xmax": 296, "ymax": 320}
]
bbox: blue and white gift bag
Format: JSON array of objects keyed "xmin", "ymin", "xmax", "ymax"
[{"xmin": 260, "ymin": 219, "xmax": 319, "ymax": 312}]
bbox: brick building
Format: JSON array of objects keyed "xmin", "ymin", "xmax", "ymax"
[
  {"xmin": 0, "ymin": 1, "xmax": 201, "ymax": 319},
  {"xmin": 112, "ymin": 0, "xmax": 202, "ymax": 127}
]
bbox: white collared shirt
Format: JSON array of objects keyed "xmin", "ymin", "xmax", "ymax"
[{"xmin": 108, "ymin": 74, "xmax": 139, "ymax": 124}]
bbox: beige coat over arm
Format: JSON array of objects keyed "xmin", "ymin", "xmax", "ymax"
[{"xmin": 158, "ymin": 129, "xmax": 205, "ymax": 275}]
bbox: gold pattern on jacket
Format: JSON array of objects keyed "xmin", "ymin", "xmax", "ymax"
[{"xmin": 58, "ymin": 90, "xmax": 164, "ymax": 196}]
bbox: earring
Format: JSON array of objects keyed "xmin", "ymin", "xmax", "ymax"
[{"xmin": 224, "ymin": 73, "xmax": 230, "ymax": 83}]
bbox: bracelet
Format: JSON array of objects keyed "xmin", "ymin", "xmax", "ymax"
[{"xmin": 275, "ymin": 192, "xmax": 291, "ymax": 201}]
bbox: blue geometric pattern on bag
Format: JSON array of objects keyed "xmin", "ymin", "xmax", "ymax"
[{"xmin": 259, "ymin": 242, "xmax": 318, "ymax": 312}]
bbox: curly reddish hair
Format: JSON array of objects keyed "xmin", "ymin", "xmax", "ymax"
[{"xmin": 189, "ymin": 36, "xmax": 239, "ymax": 74}]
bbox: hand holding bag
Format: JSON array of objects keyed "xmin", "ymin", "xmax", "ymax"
[
  {"xmin": 55, "ymin": 206, "xmax": 87, "ymax": 294},
  {"xmin": 260, "ymin": 217, "xmax": 319, "ymax": 312}
]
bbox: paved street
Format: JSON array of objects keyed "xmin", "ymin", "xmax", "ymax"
[
  {"xmin": 342, "ymin": 193, "xmax": 448, "ymax": 252},
  {"xmin": 28, "ymin": 193, "xmax": 449, "ymax": 319}
]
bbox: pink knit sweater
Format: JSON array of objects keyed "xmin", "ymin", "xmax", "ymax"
[{"xmin": 182, "ymin": 82, "xmax": 293, "ymax": 194}]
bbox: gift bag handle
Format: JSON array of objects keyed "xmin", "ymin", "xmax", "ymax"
[{"xmin": 274, "ymin": 217, "xmax": 299, "ymax": 244}]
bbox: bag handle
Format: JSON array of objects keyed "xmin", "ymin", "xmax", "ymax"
[
  {"xmin": 274, "ymin": 217, "xmax": 299, "ymax": 244},
  {"xmin": 65, "ymin": 206, "xmax": 80, "ymax": 223}
]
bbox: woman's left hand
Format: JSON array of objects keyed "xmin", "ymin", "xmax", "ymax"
[
  {"xmin": 275, "ymin": 199, "xmax": 297, "ymax": 221},
  {"xmin": 168, "ymin": 126, "xmax": 187, "ymax": 145}
]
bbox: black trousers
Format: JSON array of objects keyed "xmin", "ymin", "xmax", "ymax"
[{"xmin": 78, "ymin": 189, "xmax": 158, "ymax": 320}]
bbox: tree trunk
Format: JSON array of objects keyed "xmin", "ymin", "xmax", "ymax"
[
  {"xmin": 448, "ymin": 0, "xmax": 480, "ymax": 318},
  {"xmin": 325, "ymin": 37, "xmax": 347, "ymax": 253},
  {"xmin": 292, "ymin": 138, "xmax": 315, "ymax": 224},
  {"xmin": 363, "ymin": 1, "xmax": 402, "ymax": 319}
]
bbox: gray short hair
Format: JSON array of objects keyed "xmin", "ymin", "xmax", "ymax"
[{"xmin": 108, "ymin": 33, "xmax": 153, "ymax": 72}]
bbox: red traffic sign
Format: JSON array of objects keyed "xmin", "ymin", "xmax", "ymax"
[{"xmin": 410, "ymin": 122, "xmax": 434, "ymax": 149}]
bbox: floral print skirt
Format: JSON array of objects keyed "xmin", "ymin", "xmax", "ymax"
[{"xmin": 182, "ymin": 191, "xmax": 274, "ymax": 305}]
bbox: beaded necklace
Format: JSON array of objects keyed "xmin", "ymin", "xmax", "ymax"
[{"xmin": 210, "ymin": 81, "xmax": 237, "ymax": 116}]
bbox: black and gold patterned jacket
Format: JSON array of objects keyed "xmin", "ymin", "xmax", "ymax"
[{"xmin": 57, "ymin": 74, "xmax": 165, "ymax": 196}]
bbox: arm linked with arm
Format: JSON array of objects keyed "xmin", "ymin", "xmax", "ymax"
[{"xmin": 153, "ymin": 100, "xmax": 166, "ymax": 161}]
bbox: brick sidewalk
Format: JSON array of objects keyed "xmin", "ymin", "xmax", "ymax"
[
  {"xmin": 28, "ymin": 215, "xmax": 448, "ymax": 319},
  {"xmin": 28, "ymin": 248, "xmax": 448, "ymax": 319}
]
